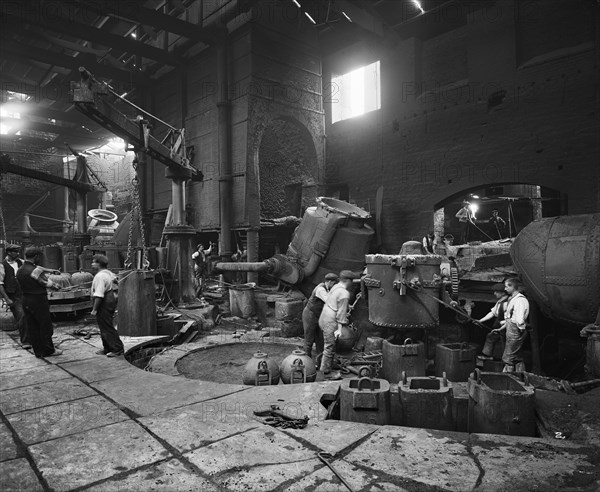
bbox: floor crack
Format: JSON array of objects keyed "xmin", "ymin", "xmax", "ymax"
[{"xmin": 466, "ymin": 434, "xmax": 485, "ymax": 489}]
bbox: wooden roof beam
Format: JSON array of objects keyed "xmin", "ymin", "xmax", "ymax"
[
  {"xmin": 66, "ymin": 0, "xmax": 219, "ymax": 44},
  {"xmin": 1, "ymin": 42, "xmax": 147, "ymax": 85},
  {"xmin": 2, "ymin": 10, "xmax": 179, "ymax": 66}
]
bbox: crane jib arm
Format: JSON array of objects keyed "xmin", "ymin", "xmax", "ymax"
[{"xmin": 71, "ymin": 79, "xmax": 202, "ymax": 182}]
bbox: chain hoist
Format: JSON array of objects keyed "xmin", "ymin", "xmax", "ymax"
[
  {"xmin": 0, "ymin": 174, "xmax": 6, "ymax": 245},
  {"xmin": 124, "ymin": 158, "xmax": 149, "ymax": 270}
]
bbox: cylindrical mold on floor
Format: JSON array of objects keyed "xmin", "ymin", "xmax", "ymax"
[
  {"xmin": 399, "ymin": 373, "xmax": 455, "ymax": 431},
  {"xmin": 382, "ymin": 338, "xmax": 426, "ymax": 383},
  {"xmin": 435, "ymin": 342, "xmax": 478, "ymax": 382},
  {"xmin": 467, "ymin": 371, "xmax": 536, "ymax": 436},
  {"xmin": 339, "ymin": 377, "xmax": 390, "ymax": 425}
]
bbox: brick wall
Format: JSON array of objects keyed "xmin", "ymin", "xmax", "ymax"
[{"xmin": 325, "ymin": 0, "xmax": 599, "ymax": 252}]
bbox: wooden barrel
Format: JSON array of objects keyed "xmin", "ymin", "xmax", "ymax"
[{"xmin": 117, "ymin": 270, "xmax": 156, "ymax": 337}]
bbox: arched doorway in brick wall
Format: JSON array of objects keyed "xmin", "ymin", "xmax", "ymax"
[
  {"xmin": 433, "ymin": 183, "xmax": 566, "ymax": 244},
  {"xmin": 257, "ymin": 117, "xmax": 318, "ymax": 220}
]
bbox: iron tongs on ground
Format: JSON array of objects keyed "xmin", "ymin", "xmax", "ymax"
[{"xmin": 317, "ymin": 452, "xmax": 355, "ymax": 492}]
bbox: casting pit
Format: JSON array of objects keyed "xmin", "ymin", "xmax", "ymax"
[{"xmin": 175, "ymin": 342, "xmax": 304, "ymax": 384}]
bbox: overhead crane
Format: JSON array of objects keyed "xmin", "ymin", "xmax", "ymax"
[{"xmin": 70, "ymin": 67, "xmax": 203, "ymax": 305}]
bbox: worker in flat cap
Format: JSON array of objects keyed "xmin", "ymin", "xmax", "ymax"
[
  {"xmin": 16, "ymin": 246, "xmax": 62, "ymax": 357},
  {"xmin": 477, "ymin": 282, "xmax": 508, "ymax": 363},
  {"xmin": 318, "ymin": 270, "xmax": 357, "ymax": 379},
  {"xmin": 0, "ymin": 244, "xmax": 28, "ymax": 347},
  {"xmin": 302, "ymin": 272, "xmax": 339, "ymax": 359},
  {"xmin": 91, "ymin": 254, "xmax": 124, "ymax": 357}
]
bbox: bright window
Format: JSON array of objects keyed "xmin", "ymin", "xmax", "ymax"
[{"xmin": 331, "ymin": 60, "xmax": 380, "ymax": 123}]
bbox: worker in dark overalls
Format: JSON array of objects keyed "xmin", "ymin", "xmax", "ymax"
[
  {"xmin": 477, "ymin": 283, "xmax": 509, "ymax": 362},
  {"xmin": 0, "ymin": 244, "xmax": 28, "ymax": 347},
  {"xmin": 16, "ymin": 247, "xmax": 62, "ymax": 358},
  {"xmin": 90, "ymin": 254, "xmax": 124, "ymax": 357},
  {"xmin": 302, "ymin": 272, "xmax": 338, "ymax": 358}
]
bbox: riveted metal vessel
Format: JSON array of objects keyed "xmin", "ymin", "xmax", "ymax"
[
  {"xmin": 510, "ymin": 213, "xmax": 600, "ymax": 327},
  {"xmin": 364, "ymin": 246, "xmax": 443, "ymax": 329}
]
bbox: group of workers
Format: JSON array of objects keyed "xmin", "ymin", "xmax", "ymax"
[
  {"xmin": 0, "ymin": 244, "xmax": 124, "ymax": 359},
  {"xmin": 302, "ymin": 269, "xmax": 358, "ymax": 379},
  {"xmin": 477, "ymin": 277, "xmax": 530, "ymax": 372}
]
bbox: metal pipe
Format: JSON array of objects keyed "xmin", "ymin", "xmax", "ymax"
[{"xmin": 214, "ymin": 261, "xmax": 271, "ymax": 272}]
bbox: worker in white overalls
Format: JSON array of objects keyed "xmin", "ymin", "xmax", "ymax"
[{"xmin": 318, "ymin": 270, "xmax": 357, "ymax": 379}]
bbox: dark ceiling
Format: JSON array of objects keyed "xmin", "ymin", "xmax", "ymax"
[{"xmin": 0, "ymin": 0, "xmax": 466, "ymax": 153}]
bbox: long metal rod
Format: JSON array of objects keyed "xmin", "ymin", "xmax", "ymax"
[{"xmin": 405, "ymin": 282, "xmax": 491, "ymax": 331}]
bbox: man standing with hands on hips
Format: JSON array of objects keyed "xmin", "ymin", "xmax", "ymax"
[{"xmin": 91, "ymin": 254, "xmax": 124, "ymax": 357}]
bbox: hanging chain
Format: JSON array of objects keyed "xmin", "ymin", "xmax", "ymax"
[
  {"xmin": 0, "ymin": 174, "xmax": 6, "ymax": 245},
  {"xmin": 124, "ymin": 160, "xmax": 149, "ymax": 270}
]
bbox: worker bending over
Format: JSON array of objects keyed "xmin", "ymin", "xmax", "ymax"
[
  {"xmin": 91, "ymin": 254, "xmax": 124, "ymax": 357},
  {"xmin": 16, "ymin": 247, "xmax": 62, "ymax": 358},
  {"xmin": 302, "ymin": 272, "xmax": 338, "ymax": 358},
  {"xmin": 319, "ymin": 270, "xmax": 357, "ymax": 379},
  {"xmin": 477, "ymin": 283, "xmax": 509, "ymax": 362}
]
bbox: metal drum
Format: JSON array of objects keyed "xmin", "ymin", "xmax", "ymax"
[
  {"xmin": 117, "ymin": 270, "xmax": 156, "ymax": 336},
  {"xmin": 382, "ymin": 338, "xmax": 426, "ymax": 383},
  {"xmin": 364, "ymin": 250, "xmax": 442, "ymax": 329},
  {"xmin": 339, "ymin": 377, "xmax": 390, "ymax": 425},
  {"xmin": 467, "ymin": 370, "xmax": 536, "ymax": 437},
  {"xmin": 399, "ymin": 373, "xmax": 454, "ymax": 431},
  {"xmin": 511, "ymin": 213, "xmax": 600, "ymax": 327},
  {"xmin": 435, "ymin": 342, "xmax": 478, "ymax": 382}
]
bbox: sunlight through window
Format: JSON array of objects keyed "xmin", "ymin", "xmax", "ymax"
[{"xmin": 331, "ymin": 60, "xmax": 380, "ymax": 123}]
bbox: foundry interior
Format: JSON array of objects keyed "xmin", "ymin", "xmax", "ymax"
[{"xmin": 1, "ymin": 0, "xmax": 599, "ymax": 491}]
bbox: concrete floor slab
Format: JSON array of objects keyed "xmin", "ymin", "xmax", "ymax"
[
  {"xmin": 58, "ymin": 357, "xmax": 135, "ymax": 384},
  {"xmin": 81, "ymin": 458, "xmax": 221, "ymax": 491},
  {"xmin": 287, "ymin": 458, "xmax": 410, "ymax": 492},
  {"xmin": 471, "ymin": 433, "xmax": 600, "ymax": 491},
  {"xmin": 184, "ymin": 427, "xmax": 315, "ymax": 475},
  {"xmin": 0, "ymin": 378, "xmax": 98, "ymax": 415},
  {"xmin": 0, "ymin": 421, "xmax": 19, "ymax": 462},
  {"xmin": 0, "ymin": 347, "xmax": 27, "ymax": 359},
  {"xmin": 342, "ymin": 426, "xmax": 481, "ymax": 491},
  {"xmin": 41, "ymin": 339, "xmax": 100, "ymax": 364},
  {"xmin": 90, "ymin": 372, "xmax": 247, "ymax": 417},
  {"xmin": 284, "ymin": 420, "xmax": 377, "ymax": 454},
  {"xmin": 0, "ymin": 457, "xmax": 43, "ymax": 491},
  {"xmin": 28, "ymin": 420, "xmax": 171, "ymax": 490},
  {"xmin": 203, "ymin": 381, "xmax": 339, "ymax": 425},
  {"xmin": 138, "ymin": 403, "xmax": 257, "ymax": 454},
  {"xmin": 6, "ymin": 395, "xmax": 129, "ymax": 445},
  {"xmin": 215, "ymin": 458, "xmax": 322, "ymax": 492},
  {"xmin": 0, "ymin": 353, "xmax": 48, "ymax": 373},
  {"xmin": 0, "ymin": 364, "xmax": 72, "ymax": 391}
]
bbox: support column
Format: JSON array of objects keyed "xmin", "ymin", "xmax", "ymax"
[
  {"xmin": 246, "ymin": 227, "xmax": 260, "ymax": 284},
  {"xmin": 217, "ymin": 36, "xmax": 233, "ymax": 261},
  {"xmin": 164, "ymin": 167, "xmax": 197, "ymax": 306}
]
